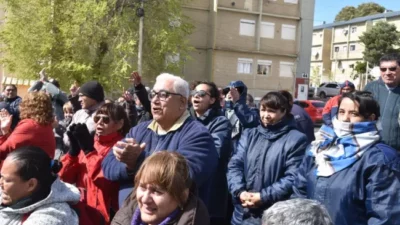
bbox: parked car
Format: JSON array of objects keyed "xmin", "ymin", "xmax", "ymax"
[
  {"xmin": 294, "ymin": 100, "xmax": 326, "ymax": 123},
  {"xmin": 315, "ymin": 82, "xmax": 340, "ymax": 98}
]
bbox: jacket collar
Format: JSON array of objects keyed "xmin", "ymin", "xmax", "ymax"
[
  {"xmin": 257, "ymin": 115, "xmax": 296, "ymax": 140},
  {"xmin": 195, "ymin": 108, "xmax": 220, "ymax": 124},
  {"xmin": 95, "ymin": 132, "xmax": 123, "ymax": 145},
  {"xmin": 147, "ymin": 110, "xmax": 190, "ymax": 135}
]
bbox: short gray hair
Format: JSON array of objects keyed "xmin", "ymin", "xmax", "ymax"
[
  {"xmin": 155, "ymin": 73, "xmax": 189, "ymax": 99},
  {"xmin": 262, "ymin": 199, "xmax": 333, "ymax": 225}
]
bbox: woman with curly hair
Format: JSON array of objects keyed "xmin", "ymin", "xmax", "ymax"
[{"xmin": 0, "ymin": 92, "xmax": 56, "ymax": 163}]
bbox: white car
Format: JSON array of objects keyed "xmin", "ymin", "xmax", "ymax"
[{"xmin": 315, "ymin": 82, "xmax": 340, "ymax": 99}]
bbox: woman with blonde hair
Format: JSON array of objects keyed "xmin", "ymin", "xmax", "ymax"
[
  {"xmin": 0, "ymin": 92, "xmax": 55, "ymax": 163},
  {"xmin": 112, "ymin": 151, "xmax": 210, "ymax": 225}
]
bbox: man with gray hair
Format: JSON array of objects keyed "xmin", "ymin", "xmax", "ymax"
[
  {"xmin": 102, "ymin": 73, "xmax": 218, "ymax": 208},
  {"xmin": 262, "ymin": 199, "xmax": 333, "ymax": 225}
]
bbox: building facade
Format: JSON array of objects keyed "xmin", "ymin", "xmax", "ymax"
[
  {"xmin": 311, "ymin": 11, "xmax": 400, "ymax": 87},
  {"xmin": 183, "ymin": 0, "xmax": 315, "ymax": 98}
]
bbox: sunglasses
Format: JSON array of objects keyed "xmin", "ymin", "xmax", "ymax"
[
  {"xmin": 191, "ymin": 90, "xmax": 210, "ymax": 97},
  {"xmin": 94, "ymin": 115, "xmax": 110, "ymax": 124},
  {"xmin": 380, "ymin": 67, "xmax": 398, "ymax": 72}
]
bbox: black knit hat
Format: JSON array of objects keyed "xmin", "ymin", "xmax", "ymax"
[{"xmin": 79, "ymin": 81, "xmax": 105, "ymax": 102}]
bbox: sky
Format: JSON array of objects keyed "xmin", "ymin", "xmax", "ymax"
[{"xmin": 314, "ymin": 0, "xmax": 400, "ymax": 26}]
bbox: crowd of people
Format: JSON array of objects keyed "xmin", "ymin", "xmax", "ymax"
[{"xmin": 1, "ymin": 53, "xmax": 400, "ymax": 225}]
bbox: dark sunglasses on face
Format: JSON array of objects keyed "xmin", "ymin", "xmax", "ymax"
[
  {"xmin": 94, "ymin": 115, "xmax": 110, "ymax": 124},
  {"xmin": 380, "ymin": 66, "xmax": 398, "ymax": 72},
  {"xmin": 150, "ymin": 90, "xmax": 182, "ymax": 101},
  {"xmin": 191, "ymin": 90, "xmax": 210, "ymax": 97}
]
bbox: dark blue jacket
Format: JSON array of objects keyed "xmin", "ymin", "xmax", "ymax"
[
  {"xmin": 365, "ymin": 79, "xmax": 400, "ymax": 151},
  {"xmin": 5, "ymin": 96, "xmax": 22, "ymax": 129},
  {"xmin": 101, "ymin": 116, "xmax": 218, "ymax": 207},
  {"xmin": 223, "ymin": 81, "xmax": 259, "ymax": 153},
  {"xmin": 195, "ymin": 108, "xmax": 232, "ymax": 219},
  {"xmin": 292, "ymin": 143, "xmax": 400, "ymax": 225},
  {"xmin": 227, "ymin": 116, "xmax": 308, "ymax": 225},
  {"xmin": 291, "ymin": 104, "xmax": 315, "ymax": 144}
]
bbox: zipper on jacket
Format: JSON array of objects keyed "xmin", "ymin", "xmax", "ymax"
[{"xmin": 381, "ymin": 91, "xmax": 391, "ymax": 122}]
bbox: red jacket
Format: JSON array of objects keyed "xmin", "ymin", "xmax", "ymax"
[
  {"xmin": 59, "ymin": 132, "xmax": 122, "ymax": 224},
  {"xmin": 0, "ymin": 119, "xmax": 55, "ymax": 161}
]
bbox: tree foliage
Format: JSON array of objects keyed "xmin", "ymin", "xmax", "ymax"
[
  {"xmin": 335, "ymin": 2, "xmax": 385, "ymax": 22},
  {"xmin": 359, "ymin": 21, "xmax": 400, "ymax": 65},
  {"xmin": 0, "ymin": 0, "xmax": 194, "ymax": 91}
]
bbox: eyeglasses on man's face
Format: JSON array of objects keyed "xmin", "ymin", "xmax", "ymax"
[{"xmin": 150, "ymin": 90, "xmax": 182, "ymax": 101}]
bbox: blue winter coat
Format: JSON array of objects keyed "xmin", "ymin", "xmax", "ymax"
[
  {"xmin": 4, "ymin": 96, "xmax": 22, "ymax": 129},
  {"xmin": 364, "ymin": 78, "xmax": 400, "ymax": 151},
  {"xmin": 101, "ymin": 116, "xmax": 218, "ymax": 207},
  {"xmin": 223, "ymin": 81, "xmax": 259, "ymax": 153},
  {"xmin": 195, "ymin": 108, "xmax": 232, "ymax": 219},
  {"xmin": 292, "ymin": 143, "xmax": 400, "ymax": 225},
  {"xmin": 291, "ymin": 104, "xmax": 315, "ymax": 144},
  {"xmin": 227, "ymin": 116, "xmax": 308, "ymax": 225}
]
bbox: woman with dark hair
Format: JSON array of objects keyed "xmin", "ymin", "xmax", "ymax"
[
  {"xmin": 59, "ymin": 103, "xmax": 130, "ymax": 225},
  {"xmin": 0, "ymin": 146, "xmax": 79, "ymax": 225},
  {"xmin": 292, "ymin": 91, "xmax": 400, "ymax": 225},
  {"xmin": 191, "ymin": 81, "xmax": 232, "ymax": 225},
  {"xmin": 227, "ymin": 91, "xmax": 308, "ymax": 225},
  {"xmin": 0, "ymin": 92, "xmax": 56, "ymax": 162},
  {"xmin": 112, "ymin": 151, "xmax": 209, "ymax": 225}
]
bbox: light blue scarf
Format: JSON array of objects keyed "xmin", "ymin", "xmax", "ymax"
[{"xmin": 308, "ymin": 118, "xmax": 380, "ymax": 177}]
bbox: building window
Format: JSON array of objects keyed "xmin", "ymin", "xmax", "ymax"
[
  {"xmin": 284, "ymin": 0, "xmax": 298, "ymax": 3},
  {"xmin": 240, "ymin": 19, "xmax": 255, "ymax": 36},
  {"xmin": 279, "ymin": 62, "xmax": 294, "ymax": 77},
  {"xmin": 350, "ymin": 45, "xmax": 356, "ymax": 51},
  {"xmin": 237, "ymin": 58, "xmax": 253, "ymax": 74},
  {"xmin": 257, "ymin": 60, "xmax": 272, "ymax": 75},
  {"xmin": 343, "ymin": 46, "xmax": 347, "ymax": 52},
  {"xmin": 334, "ymin": 46, "xmax": 340, "ymax": 52},
  {"xmin": 351, "ymin": 27, "xmax": 357, "ymax": 33},
  {"xmin": 281, "ymin": 24, "xmax": 296, "ymax": 40},
  {"xmin": 260, "ymin": 22, "xmax": 275, "ymax": 39}
]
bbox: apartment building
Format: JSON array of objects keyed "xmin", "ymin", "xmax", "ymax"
[
  {"xmin": 183, "ymin": 0, "xmax": 315, "ymax": 98},
  {"xmin": 311, "ymin": 11, "xmax": 400, "ymax": 86}
]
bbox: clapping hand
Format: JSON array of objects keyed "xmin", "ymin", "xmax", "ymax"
[
  {"xmin": 72, "ymin": 123, "xmax": 94, "ymax": 155},
  {"xmin": 113, "ymin": 138, "xmax": 146, "ymax": 170},
  {"xmin": 0, "ymin": 110, "xmax": 12, "ymax": 135}
]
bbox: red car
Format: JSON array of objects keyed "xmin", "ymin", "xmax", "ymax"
[{"xmin": 293, "ymin": 100, "xmax": 326, "ymax": 123}]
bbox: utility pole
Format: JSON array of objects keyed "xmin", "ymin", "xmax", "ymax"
[{"xmin": 137, "ymin": 0, "xmax": 145, "ymax": 75}]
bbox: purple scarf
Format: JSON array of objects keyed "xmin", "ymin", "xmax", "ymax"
[{"xmin": 131, "ymin": 207, "xmax": 180, "ymax": 225}]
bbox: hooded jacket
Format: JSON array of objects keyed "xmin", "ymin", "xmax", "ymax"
[
  {"xmin": 364, "ymin": 78, "xmax": 400, "ymax": 150},
  {"xmin": 227, "ymin": 116, "xmax": 308, "ymax": 225},
  {"xmin": 194, "ymin": 108, "xmax": 232, "ymax": 219},
  {"xmin": 223, "ymin": 81, "xmax": 259, "ymax": 153},
  {"xmin": 111, "ymin": 189, "xmax": 210, "ymax": 225},
  {"xmin": 59, "ymin": 132, "xmax": 122, "ymax": 224},
  {"xmin": 292, "ymin": 143, "xmax": 400, "ymax": 225},
  {"xmin": 0, "ymin": 178, "xmax": 80, "ymax": 225}
]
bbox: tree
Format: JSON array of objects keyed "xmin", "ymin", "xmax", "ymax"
[
  {"xmin": 0, "ymin": 0, "xmax": 194, "ymax": 91},
  {"xmin": 359, "ymin": 21, "xmax": 400, "ymax": 66},
  {"xmin": 310, "ymin": 66, "xmax": 321, "ymax": 87},
  {"xmin": 335, "ymin": 2, "xmax": 385, "ymax": 22},
  {"xmin": 335, "ymin": 6, "xmax": 357, "ymax": 22}
]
